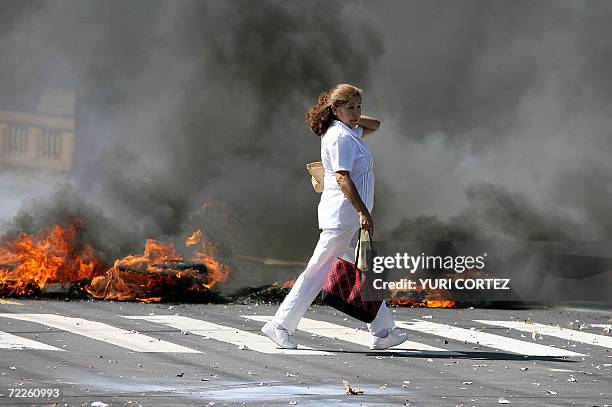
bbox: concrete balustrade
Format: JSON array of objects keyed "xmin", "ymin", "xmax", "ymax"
[{"xmin": 0, "ymin": 110, "xmax": 75, "ymax": 172}]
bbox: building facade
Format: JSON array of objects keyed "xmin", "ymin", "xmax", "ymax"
[{"xmin": 0, "ymin": 89, "xmax": 75, "ymax": 172}]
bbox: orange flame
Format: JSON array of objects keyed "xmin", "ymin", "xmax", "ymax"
[
  {"xmin": 389, "ymin": 296, "xmax": 456, "ymax": 308},
  {"xmin": 85, "ymin": 229, "xmax": 231, "ymax": 301},
  {"xmin": 0, "ymin": 222, "xmax": 102, "ymax": 296},
  {"xmin": 187, "ymin": 229, "xmax": 231, "ymax": 289},
  {"xmin": 423, "ymin": 300, "xmax": 456, "ymax": 308},
  {"xmin": 388, "ymin": 283, "xmax": 456, "ymax": 308},
  {"xmin": 185, "ymin": 229, "xmax": 202, "ymax": 247},
  {"xmin": 1, "ymin": 220, "xmax": 231, "ymax": 302}
]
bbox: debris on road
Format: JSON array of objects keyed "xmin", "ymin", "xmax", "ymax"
[
  {"xmin": 498, "ymin": 396, "xmax": 510, "ymax": 404},
  {"xmin": 230, "ymin": 284, "xmax": 323, "ymax": 305},
  {"xmin": 342, "ymin": 379, "xmax": 364, "ymax": 395},
  {"xmin": 176, "ymin": 371, "xmax": 184, "ymax": 377},
  {"xmin": 547, "ymin": 390, "xmax": 558, "ymax": 395},
  {"xmin": 91, "ymin": 402, "xmax": 109, "ymax": 407}
]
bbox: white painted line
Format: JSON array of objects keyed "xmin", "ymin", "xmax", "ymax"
[
  {"xmin": 0, "ymin": 331, "xmax": 64, "ymax": 351},
  {"xmin": 124, "ymin": 315, "xmax": 333, "ymax": 355},
  {"xmin": 0, "ymin": 314, "xmax": 199, "ymax": 353},
  {"xmin": 476, "ymin": 320, "xmax": 612, "ymax": 350},
  {"xmin": 245, "ymin": 315, "xmax": 447, "ymax": 353},
  {"xmin": 395, "ymin": 320, "xmax": 584, "ymax": 357}
]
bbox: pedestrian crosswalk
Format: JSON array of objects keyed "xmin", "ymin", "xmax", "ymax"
[
  {"xmin": 245, "ymin": 315, "xmax": 447, "ymax": 353},
  {"xmin": 395, "ymin": 320, "xmax": 584, "ymax": 357},
  {"xmin": 0, "ymin": 330, "xmax": 64, "ymax": 351},
  {"xmin": 475, "ymin": 320, "xmax": 612, "ymax": 350},
  {"xmin": 0, "ymin": 313, "xmax": 200, "ymax": 353},
  {"xmin": 123, "ymin": 315, "xmax": 333, "ymax": 355},
  {"xmin": 0, "ymin": 312, "xmax": 609, "ymax": 357}
]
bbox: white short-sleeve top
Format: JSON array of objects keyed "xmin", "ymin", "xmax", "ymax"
[{"xmin": 318, "ymin": 120, "xmax": 375, "ymax": 229}]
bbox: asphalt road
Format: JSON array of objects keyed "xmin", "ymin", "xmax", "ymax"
[{"xmin": 0, "ymin": 299, "xmax": 610, "ymax": 406}]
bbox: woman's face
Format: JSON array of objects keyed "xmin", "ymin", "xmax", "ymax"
[{"xmin": 333, "ymin": 95, "xmax": 362, "ymax": 128}]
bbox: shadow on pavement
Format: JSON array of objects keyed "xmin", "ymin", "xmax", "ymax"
[{"xmin": 317, "ymin": 348, "xmax": 578, "ymax": 362}]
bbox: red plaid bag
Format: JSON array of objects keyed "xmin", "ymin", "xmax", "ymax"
[{"xmin": 321, "ymin": 230, "xmax": 382, "ymax": 323}]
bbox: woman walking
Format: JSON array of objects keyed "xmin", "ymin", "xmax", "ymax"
[{"xmin": 262, "ymin": 83, "xmax": 408, "ymax": 350}]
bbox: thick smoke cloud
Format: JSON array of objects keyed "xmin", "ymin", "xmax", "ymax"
[
  {"xmin": 0, "ymin": 1, "xmax": 611, "ymax": 288},
  {"xmin": 367, "ymin": 0, "xmax": 612, "ymax": 239},
  {"xmin": 0, "ymin": 0, "xmax": 383, "ymax": 271}
]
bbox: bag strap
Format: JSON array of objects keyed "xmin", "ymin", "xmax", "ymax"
[{"xmin": 354, "ymin": 229, "xmax": 374, "ymax": 266}]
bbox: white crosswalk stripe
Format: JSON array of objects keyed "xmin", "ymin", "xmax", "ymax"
[
  {"xmin": 124, "ymin": 315, "xmax": 334, "ymax": 355},
  {"xmin": 0, "ymin": 331, "xmax": 64, "ymax": 351},
  {"xmin": 395, "ymin": 320, "xmax": 584, "ymax": 357},
  {"xmin": 245, "ymin": 315, "xmax": 448, "ymax": 353},
  {"xmin": 476, "ymin": 320, "xmax": 612, "ymax": 350},
  {"xmin": 0, "ymin": 313, "xmax": 600, "ymax": 357},
  {"xmin": 0, "ymin": 314, "xmax": 200, "ymax": 353}
]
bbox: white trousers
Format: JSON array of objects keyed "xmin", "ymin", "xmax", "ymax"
[{"xmin": 271, "ymin": 227, "xmax": 396, "ymax": 335}]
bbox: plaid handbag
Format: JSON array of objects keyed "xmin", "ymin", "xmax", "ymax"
[{"xmin": 321, "ymin": 230, "xmax": 382, "ymax": 323}]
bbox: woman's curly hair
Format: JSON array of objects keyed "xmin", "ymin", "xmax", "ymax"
[{"xmin": 305, "ymin": 83, "xmax": 363, "ymax": 136}]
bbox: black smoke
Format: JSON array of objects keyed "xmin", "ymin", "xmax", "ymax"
[
  {"xmin": 0, "ymin": 0, "xmax": 383, "ymax": 276},
  {"xmin": 368, "ymin": 0, "xmax": 612, "ymax": 240}
]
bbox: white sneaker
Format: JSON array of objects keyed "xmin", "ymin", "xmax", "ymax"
[
  {"xmin": 261, "ymin": 321, "xmax": 298, "ymax": 349},
  {"xmin": 369, "ymin": 327, "xmax": 408, "ymax": 350}
]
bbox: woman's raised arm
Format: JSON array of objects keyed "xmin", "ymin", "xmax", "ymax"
[{"xmin": 358, "ymin": 115, "xmax": 381, "ymax": 139}]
